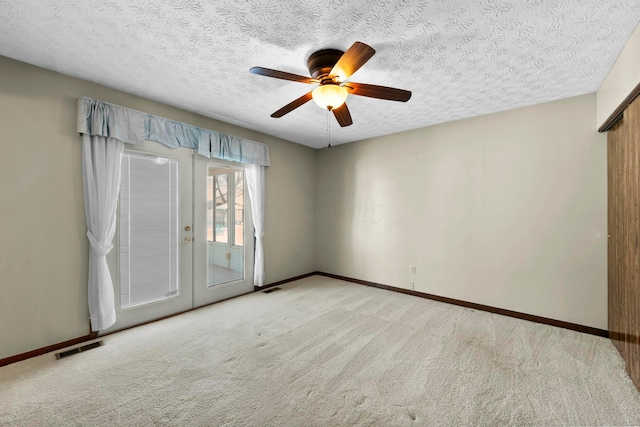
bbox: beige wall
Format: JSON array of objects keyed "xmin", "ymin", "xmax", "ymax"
[
  {"xmin": 0, "ymin": 49, "xmax": 612, "ymax": 360},
  {"xmin": 0, "ymin": 55, "xmax": 316, "ymax": 360},
  {"xmin": 597, "ymin": 22, "xmax": 640, "ymax": 127},
  {"xmin": 316, "ymin": 94, "xmax": 607, "ymax": 329}
]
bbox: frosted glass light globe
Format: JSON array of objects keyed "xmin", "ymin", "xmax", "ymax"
[{"xmin": 312, "ymin": 84, "xmax": 348, "ymax": 110}]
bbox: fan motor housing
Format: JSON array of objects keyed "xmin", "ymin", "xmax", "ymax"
[{"xmin": 307, "ymin": 49, "xmax": 344, "ymax": 80}]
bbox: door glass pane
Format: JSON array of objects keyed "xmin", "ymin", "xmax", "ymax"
[
  {"xmin": 207, "ymin": 166, "xmax": 244, "ymax": 287},
  {"xmin": 119, "ymin": 154, "xmax": 179, "ymax": 308},
  {"xmin": 207, "ymin": 174, "xmax": 214, "ymax": 241},
  {"xmin": 234, "ymin": 170, "xmax": 244, "ymax": 247},
  {"xmin": 214, "ymin": 174, "xmax": 228, "ymax": 244}
]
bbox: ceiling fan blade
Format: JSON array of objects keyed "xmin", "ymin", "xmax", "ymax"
[
  {"xmin": 329, "ymin": 42, "xmax": 375, "ymax": 81},
  {"xmin": 271, "ymin": 91, "xmax": 314, "ymax": 118},
  {"xmin": 332, "ymin": 103, "xmax": 353, "ymax": 127},
  {"xmin": 250, "ymin": 67, "xmax": 319, "ymax": 84},
  {"xmin": 346, "ymin": 82, "xmax": 412, "ymax": 102}
]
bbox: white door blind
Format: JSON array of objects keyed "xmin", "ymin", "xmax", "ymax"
[{"xmin": 119, "ymin": 154, "xmax": 179, "ymax": 308}]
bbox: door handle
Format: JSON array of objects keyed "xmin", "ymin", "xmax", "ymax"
[{"xmin": 180, "ymin": 237, "xmax": 191, "ymax": 244}]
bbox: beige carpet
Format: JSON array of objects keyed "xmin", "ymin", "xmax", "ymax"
[{"xmin": 1, "ymin": 276, "xmax": 640, "ymax": 426}]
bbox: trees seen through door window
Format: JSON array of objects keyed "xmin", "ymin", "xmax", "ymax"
[{"xmin": 207, "ymin": 168, "xmax": 244, "ymax": 247}]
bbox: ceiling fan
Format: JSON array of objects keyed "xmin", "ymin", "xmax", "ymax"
[{"xmin": 249, "ymin": 41, "xmax": 412, "ymax": 127}]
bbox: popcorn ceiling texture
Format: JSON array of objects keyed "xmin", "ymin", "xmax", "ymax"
[{"xmin": 0, "ymin": 0, "xmax": 638, "ymax": 148}]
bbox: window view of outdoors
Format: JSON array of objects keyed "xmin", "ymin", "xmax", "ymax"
[
  {"xmin": 214, "ymin": 173, "xmax": 229, "ymax": 243},
  {"xmin": 207, "ymin": 169, "xmax": 244, "ymax": 247},
  {"xmin": 234, "ymin": 171, "xmax": 244, "ymax": 247},
  {"xmin": 207, "ymin": 167, "xmax": 245, "ymax": 286}
]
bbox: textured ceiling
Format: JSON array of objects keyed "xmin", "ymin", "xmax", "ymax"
[{"xmin": 0, "ymin": 0, "xmax": 639, "ymax": 149}]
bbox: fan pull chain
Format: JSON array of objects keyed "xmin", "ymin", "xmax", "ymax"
[{"xmin": 326, "ymin": 110, "xmax": 332, "ymax": 149}]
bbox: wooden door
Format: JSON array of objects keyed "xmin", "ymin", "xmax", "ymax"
[{"xmin": 608, "ymin": 95, "xmax": 640, "ymax": 390}]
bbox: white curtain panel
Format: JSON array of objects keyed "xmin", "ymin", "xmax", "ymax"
[
  {"xmin": 82, "ymin": 134, "xmax": 124, "ymax": 331},
  {"xmin": 245, "ymin": 163, "xmax": 266, "ymax": 287}
]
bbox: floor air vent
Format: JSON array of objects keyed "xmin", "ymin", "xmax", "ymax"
[
  {"xmin": 56, "ymin": 341, "xmax": 103, "ymax": 360},
  {"xmin": 263, "ymin": 287, "xmax": 282, "ymax": 294}
]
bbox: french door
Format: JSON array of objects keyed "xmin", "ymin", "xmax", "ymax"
[
  {"xmin": 193, "ymin": 158, "xmax": 254, "ymax": 307},
  {"xmin": 104, "ymin": 143, "xmax": 254, "ymax": 333}
]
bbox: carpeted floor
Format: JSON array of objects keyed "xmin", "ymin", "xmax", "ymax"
[{"xmin": 1, "ymin": 276, "xmax": 640, "ymax": 426}]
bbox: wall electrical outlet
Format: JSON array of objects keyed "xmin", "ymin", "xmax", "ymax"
[
  {"xmin": 409, "ymin": 281, "xmax": 415, "ymax": 290},
  {"xmin": 410, "ymin": 266, "xmax": 416, "ymax": 274}
]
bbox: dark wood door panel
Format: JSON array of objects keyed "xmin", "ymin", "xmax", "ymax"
[
  {"xmin": 627, "ymin": 97, "xmax": 640, "ymax": 386},
  {"xmin": 608, "ymin": 94, "xmax": 640, "ymax": 390}
]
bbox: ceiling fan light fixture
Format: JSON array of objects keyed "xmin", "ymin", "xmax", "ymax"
[
  {"xmin": 312, "ymin": 84, "xmax": 348, "ymax": 110},
  {"xmin": 251, "ymin": 41, "xmax": 410, "ymax": 127}
]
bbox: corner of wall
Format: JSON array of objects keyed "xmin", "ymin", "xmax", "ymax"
[
  {"xmin": 313, "ymin": 147, "xmax": 320, "ymax": 272},
  {"xmin": 597, "ymin": 22, "xmax": 640, "ymax": 128}
]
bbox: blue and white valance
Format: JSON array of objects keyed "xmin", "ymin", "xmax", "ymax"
[{"xmin": 77, "ymin": 97, "xmax": 270, "ymax": 166}]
